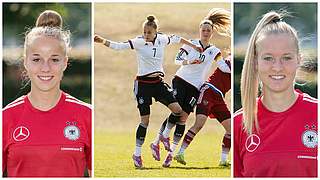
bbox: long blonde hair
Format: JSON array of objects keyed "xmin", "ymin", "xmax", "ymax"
[
  {"xmin": 240, "ymin": 10, "xmax": 299, "ymax": 134},
  {"xmin": 201, "ymin": 8, "xmax": 230, "ymax": 36}
]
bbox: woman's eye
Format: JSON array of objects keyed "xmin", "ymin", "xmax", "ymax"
[
  {"xmin": 52, "ymin": 58, "xmax": 60, "ymax": 62},
  {"xmin": 263, "ymin": 57, "xmax": 273, "ymax": 61},
  {"xmin": 283, "ymin": 56, "xmax": 292, "ymax": 61},
  {"xmin": 32, "ymin": 58, "xmax": 40, "ymax": 62}
]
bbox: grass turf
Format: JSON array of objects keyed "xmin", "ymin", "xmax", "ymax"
[{"xmin": 94, "ymin": 131, "xmax": 230, "ymax": 177}]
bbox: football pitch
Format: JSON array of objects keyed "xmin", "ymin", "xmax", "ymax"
[
  {"xmin": 94, "ymin": 130, "xmax": 230, "ymax": 177},
  {"xmin": 94, "ymin": 3, "xmax": 231, "ymax": 178}
]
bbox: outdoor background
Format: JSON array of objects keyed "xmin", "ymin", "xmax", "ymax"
[
  {"xmin": 3, "ymin": 3, "xmax": 92, "ymax": 106},
  {"xmin": 94, "ymin": 3, "xmax": 231, "ymax": 177},
  {"xmin": 234, "ymin": 3, "xmax": 318, "ymax": 111}
]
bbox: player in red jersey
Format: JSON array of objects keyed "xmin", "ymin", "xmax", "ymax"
[
  {"xmin": 234, "ymin": 11, "xmax": 317, "ymax": 177},
  {"xmin": 2, "ymin": 10, "xmax": 92, "ymax": 177},
  {"xmin": 174, "ymin": 54, "xmax": 231, "ymax": 167}
]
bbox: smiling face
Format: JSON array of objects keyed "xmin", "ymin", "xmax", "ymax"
[
  {"xmin": 256, "ymin": 33, "xmax": 300, "ymax": 95},
  {"xmin": 200, "ymin": 23, "xmax": 213, "ymax": 42},
  {"xmin": 143, "ymin": 25, "xmax": 157, "ymax": 42},
  {"xmin": 24, "ymin": 35, "xmax": 68, "ymax": 93}
]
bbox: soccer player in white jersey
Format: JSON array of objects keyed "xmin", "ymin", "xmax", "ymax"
[
  {"xmin": 150, "ymin": 8, "xmax": 231, "ymax": 167},
  {"xmin": 94, "ymin": 15, "xmax": 202, "ymax": 168}
]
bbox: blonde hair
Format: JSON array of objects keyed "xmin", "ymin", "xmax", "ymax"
[
  {"xmin": 24, "ymin": 10, "xmax": 70, "ymax": 56},
  {"xmin": 36, "ymin": 10, "xmax": 63, "ymax": 28},
  {"xmin": 143, "ymin": 15, "xmax": 158, "ymax": 30},
  {"xmin": 240, "ymin": 10, "xmax": 299, "ymax": 134},
  {"xmin": 201, "ymin": 8, "xmax": 230, "ymax": 36}
]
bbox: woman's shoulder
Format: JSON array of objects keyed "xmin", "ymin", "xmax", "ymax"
[
  {"xmin": 233, "ymin": 108, "xmax": 244, "ymax": 128},
  {"xmin": 3, "ymin": 95, "xmax": 27, "ymax": 112},
  {"xmin": 300, "ymin": 92, "xmax": 317, "ymax": 105},
  {"xmin": 63, "ymin": 92, "xmax": 92, "ymax": 111}
]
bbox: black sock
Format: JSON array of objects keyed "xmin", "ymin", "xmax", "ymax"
[{"xmin": 136, "ymin": 123, "xmax": 147, "ymax": 146}]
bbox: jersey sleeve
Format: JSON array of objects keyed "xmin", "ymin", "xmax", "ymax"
[
  {"xmin": 108, "ymin": 41, "xmax": 132, "ymax": 50},
  {"xmin": 234, "ymin": 112, "xmax": 244, "ymax": 177},
  {"xmin": 109, "ymin": 36, "xmax": 144, "ymax": 50},
  {"xmin": 160, "ymin": 34, "xmax": 181, "ymax": 45}
]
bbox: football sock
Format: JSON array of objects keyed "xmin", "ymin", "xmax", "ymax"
[
  {"xmin": 134, "ymin": 123, "xmax": 147, "ymax": 156},
  {"xmin": 153, "ymin": 119, "xmax": 167, "ymax": 145},
  {"xmin": 178, "ymin": 129, "xmax": 196, "ymax": 154},
  {"xmin": 168, "ymin": 123, "xmax": 185, "ymax": 155},
  {"xmin": 221, "ymin": 133, "xmax": 231, "ymax": 162},
  {"xmin": 162, "ymin": 122, "xmax": 175, "ymax": 138},
  {"xmin": 162, "ymin": 113, "xmax": 180, "ymax": 138}
]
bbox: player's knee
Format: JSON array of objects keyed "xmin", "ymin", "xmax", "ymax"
[
  {"xmin": 140, "ymin": 118, "xmax": 149, "ymax": 127},
  {"xmin": 179, "ymin": 112, "xmax": 189, "ymax": 123},
  {"xmin": 170, "ymin": 103, "xmax": 183, "ymax": 115},
  {"xmin": 138, "ymin": 105, "xmax": 150, "ymax": 116},
  {"xmin": 168, "ymin": 112, "xmax": 181, "ymax": 124}
]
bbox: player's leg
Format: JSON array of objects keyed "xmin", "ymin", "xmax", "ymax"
[
  {"xmin": 174, "ymin": 114, "xmax": 208, "ymax": 165},
  {"xmin": 210, "ymin": 97, "xmax": 231, "ymax": 167},
  {"xmin": 175, "ymin": 85, "xmax": 209, "ymax": 165},
  {"xmin": 155, "ymin": 81, "xmax": 182, "ymax": 152},
  {"xmin": 132, "ymin": 81, "xmax": 152, "ymax": 168},
  {"xmin": 161, "ymin": 102, "xmax": 182, "ymax": 150},
  {"xmin": 164, "ymin": 78, "xmax": 198, "ymax": 157},
  {"xmin": 219, "ymin": 118, "xmax": 231, "ymax": 166},
  {"xmin": 150, "ymin": 118, "xmax": 167, "ymax": 161},
  {"xmin": 178, "ymin": 114, "xmax": 207, "ymax": 153},
  {"xmin": 161, "ymin": 77, "xmax": 186, "ymax": 142},
  {"xmin": 133, "ymin": 109, "xmax": 150, "ymax": 168},
  {"xmin": 162, "ymin": 112, "xmax": 188, "ymax": 167}
]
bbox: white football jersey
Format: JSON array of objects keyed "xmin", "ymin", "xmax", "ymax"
[
  {"xmin": 175, "ymin": 39, "xmax": 221, "ymax": 89},
  {"xmin": 110, "ymin": 33, "xmax": 181, "ymax": 76}
]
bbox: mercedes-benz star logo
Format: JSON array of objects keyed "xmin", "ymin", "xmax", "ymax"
[
  {"xmin": 245, "ymin": 134, "xmax": 260, "ymax": 152},
  {"xmin": 13, "ymin": 126, "xmax": 30, "ymax": 142}
]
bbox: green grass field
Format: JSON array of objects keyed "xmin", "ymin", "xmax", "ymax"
[
  {"xmin": 95, "ymin": 120, "xmax": 230, "ymax": 177},
  {"xmin": 94, "ymin": 3, "xmax": 231, "ymax": 177}
]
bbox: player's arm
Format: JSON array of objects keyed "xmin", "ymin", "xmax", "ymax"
[
  {"xmin": 214, "ymin": 53, "xmax": 231, "ymax": 73},
  {"xmin": 94, "ymin": 34, "xmax": 132, "ymax": 50},
  {"xmin": 167, "ymin": 34, "xmax": 202, "ymax": 53},
  {"xmin": 179, "ymin": 37, "xmax": 203, "ymax": 53},
  {"xmin": 175, "ymin": 48, "xmax": 202, "ymax": 66}
]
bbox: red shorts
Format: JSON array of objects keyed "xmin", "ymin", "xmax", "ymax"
[{"xmin": 196, "ymin": 85, "xmax": 230, "ymax": 122}]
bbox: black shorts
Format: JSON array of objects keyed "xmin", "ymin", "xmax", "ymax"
[
  {"xmin": 134, "ymin": 77, "xmax": 177, "ymax": 109},
  {"xmin": 172, "ymin": 76, "xmax": 199, "ymax": 114}
]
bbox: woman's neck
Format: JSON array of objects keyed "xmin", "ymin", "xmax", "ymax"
[
  {"xmin": 28, "ymin": 88, "xmax": 62, "ymax": 111},
  {"xmin": 261, "ymin": 88, "xmax": 298, "ymax": 112},
  {"xmin": 200, "ymin": 39, "xmax": 210, "ymax": 47}
]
